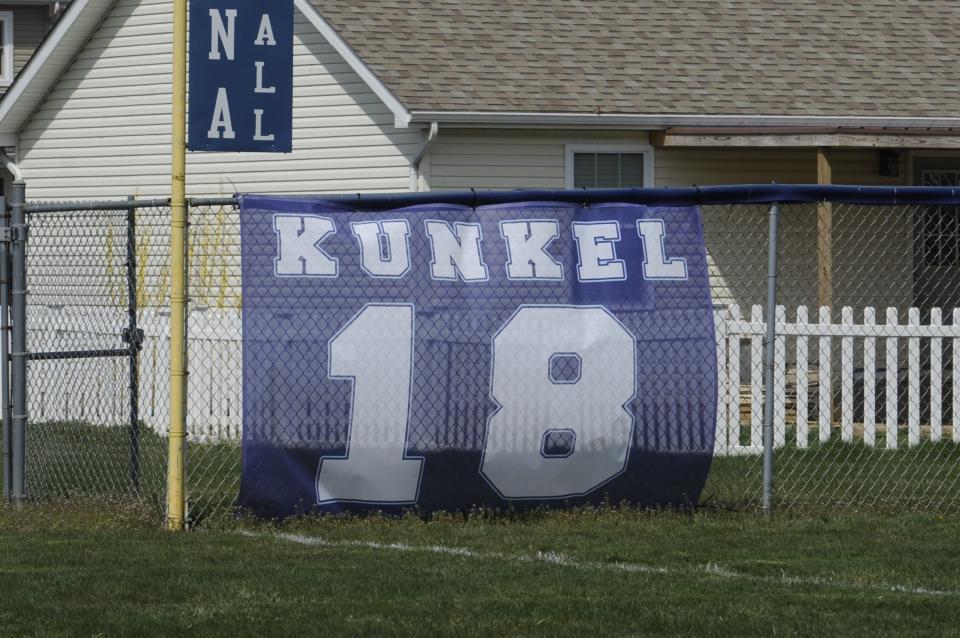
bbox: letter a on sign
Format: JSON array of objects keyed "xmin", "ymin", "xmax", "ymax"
[{"xmin": 188, "ymin": 0, "xmax": 294, "ymax": 152}]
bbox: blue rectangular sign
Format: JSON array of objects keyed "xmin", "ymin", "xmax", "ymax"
[
  {"xmin": 188, "ymin": 0, "xmax": 293, "ymax": 152},
  {"xmin": 238, "ymin": 197, "xmax": 718, "ymax": 517}
]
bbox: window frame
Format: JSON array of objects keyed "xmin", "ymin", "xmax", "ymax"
[
  {"xmin": 564, "ymin": 143, "xmax": 655, "ymax": 189},
  {"xmin": 0, "ymin": 12, "xmax": 13, "ymax": 87}
]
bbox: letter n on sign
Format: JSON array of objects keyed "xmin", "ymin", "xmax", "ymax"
[{"xmin": 188, "ymin": 0, "xmax": 293, "ymax": 152}]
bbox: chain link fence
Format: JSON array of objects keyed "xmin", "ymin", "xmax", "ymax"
[
  {"xmin": 185, "ymin": 201, "xmax": 242, "ymax": 521},
  {"xmin": 11, "ymin": 193, "xmax": 960, "ymax": 520},
  {"xmin": 705, "ymin": 202, "xmax": 960, "ymax": 512},
  {"xmin": 23, "ymin": 203, "xmax": 171, "ymax": 516}
]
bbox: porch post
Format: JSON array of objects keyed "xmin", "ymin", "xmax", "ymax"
[{"xmin": 817, "ymin": 148, "xmax": 833, "ymax": 310}]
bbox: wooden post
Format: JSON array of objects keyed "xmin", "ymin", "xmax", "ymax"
[
  {"xmin": 817, "ymin": 148, "xmax": 833, "ymax": 310},
  {"xmin": 816, "ymin": 148, "xmax": 834, "ymax": 429}
]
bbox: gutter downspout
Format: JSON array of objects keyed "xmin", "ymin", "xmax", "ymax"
[
  {"xmin": 409, "ymin": 122, "xmax": 439, "ymax": 192},
  {"xmin": 1, "ymin": 153, "xmax": 22, "ymax": 182}
]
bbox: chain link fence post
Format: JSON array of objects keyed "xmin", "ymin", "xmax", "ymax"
[
  {"xmin": 761, "ymin": 202, "xmax": 781, "ymax": 516},
  {"xmin": 0, "ymin": 196, "xmax": 10, "ymax": 501},
  {"xmin": 124, "ymin": 195, "xmax": 143, "ymax": 494},
  {"xmin": 10, "ymin": 181, "xmax": 26, "ymax": 506}
]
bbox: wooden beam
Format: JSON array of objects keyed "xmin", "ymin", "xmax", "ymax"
[
  {"xmin": 655, "ymin": 133, "xmax": 838, "ymax": 148},
  {"xmin": 653, "ymin": 132, "xmax": 960, "ymax": 149},
  {"xmin": 817, "ymin": 148, "xmax": 833, "ymax": 310}
]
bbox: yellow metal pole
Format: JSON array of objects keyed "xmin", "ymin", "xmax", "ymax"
[{"xmin": 166, "ymin": 0, "xmax": 188, "ymax": 531}]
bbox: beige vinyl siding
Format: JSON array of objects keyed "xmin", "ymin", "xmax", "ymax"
[
  {"xmin": 656, "ymin": 148, "xmax": 816, "ymax": 186},
  {"xmin": 428, "ymin": 129, "xmax": 652, "ymax": 191},
  {"xmin": 428, "ymin": 130, "xmax": 910, "ymax": 190},
  {"xmin": 657, "ymin": 148, "xmax": 908, "ymax": 187},
  {"xmin": 18, "ymin": 0, "xmax": 420, "ymax": 199},
  {"xmin": 830, "ymin": 149, "xmax": 908, "ymax": 186},
  {"xmin": 656, "ymin": 148, "xmax": 912, "ymax": 311},
  {"xmin": 659, "ymin": 149, "xmax": 911, "ymax": 312},
  {"xmin": 701, "ymin": 202, "xmax": 913, "ymax": 313}
]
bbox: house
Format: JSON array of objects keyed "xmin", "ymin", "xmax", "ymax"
[
  {"xmin": 7, "ymin": 0, "xmax": 960, "ymax": 453},
  {"xmin": 1, "ymin": 0, "xmax": 959, "ymax": 313}
]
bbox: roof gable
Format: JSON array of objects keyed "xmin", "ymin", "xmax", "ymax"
[{"xmin": 0, "ymin": 0, "xmax": 413, "ymax": 135}]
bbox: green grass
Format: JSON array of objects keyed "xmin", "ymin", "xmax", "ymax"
[
  {"xmin": 1, "ymin": 507, "xmax": 959, "ymax": 636},
  {"xmin": 19, "ymin": 422, "xmax": 960, "ymax": 522},
  {"xmin": 7, "ymin": 423, "xmax": 960, "ymax": 635},
  {"xmin": 704, "ymin": 438, "xmax": 960, "ymax": 512},
  {"xmin": 25, "ymin": 422, "xmax": 167, "ymax": 502}
]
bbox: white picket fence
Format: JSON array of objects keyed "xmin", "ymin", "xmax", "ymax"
[
  {"xmin": 25, "ymin": 304, "xmax": 960, "ymax": 453},
  {"xmin": 717, "ymin": 304, "xmax": 960, "ymax": 455},
  {"xmin": 27, "ymin": 306, "xmax": 243, "ymax": 443}
]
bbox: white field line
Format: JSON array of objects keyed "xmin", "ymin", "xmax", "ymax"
[{"xmin": 240, "ymin": 530, "xmax": 958, "ymax": 598}]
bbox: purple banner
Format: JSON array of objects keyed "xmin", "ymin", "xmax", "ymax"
[{"xmin": 238, "ymin": 197, "xmax": 716, "ymax": 516}]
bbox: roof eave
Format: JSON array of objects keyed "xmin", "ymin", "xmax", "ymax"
[{"xmin": 408, "ymin": 111, "xmax": 960, "ymax": 130}]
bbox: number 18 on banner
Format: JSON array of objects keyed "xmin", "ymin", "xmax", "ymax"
[{"xmin": 188, "ymin": 0, "xmax": 294, "ymax": 152}]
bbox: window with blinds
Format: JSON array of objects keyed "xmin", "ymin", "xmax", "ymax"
[{"xmin": 572, "ymin": 152, "xmax": 646, "ymax": 189}]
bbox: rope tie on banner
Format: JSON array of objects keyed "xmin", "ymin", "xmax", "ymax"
[{"xmin": 470, "ymin": 188, "xmax": 478, "ymax": 211}]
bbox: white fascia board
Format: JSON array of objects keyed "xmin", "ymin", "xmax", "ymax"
[
  {"xmin": 295, "ymin": 0, "xmax": 412, "ymax": 129},
  {"xmin": 409, "ymin": 110, "xmax": 960, "ymax": 130},
  {"xmin": 0, "ymin": 0, "xmax": 98, "ymax": 134}
]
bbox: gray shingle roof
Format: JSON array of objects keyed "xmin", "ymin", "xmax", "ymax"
[{"xmin": 312, "ymin": 0, "xmax": 960, "ymax": 118}]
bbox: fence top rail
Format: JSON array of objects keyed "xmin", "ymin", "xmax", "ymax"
[
  {"xmin": 190, "ymin": 197, "xmax": 239, "ymax": 207},
  {"xmin": 24, "ymin": 198, "xmax": 171, "ymax": 214},
  {"xmin": 242, "ymin": 184, "xmax": 960, "ymax": 210},
  {"xmin": 20, "ymin": 184, "xmax": 960, "ymax": 214}
]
